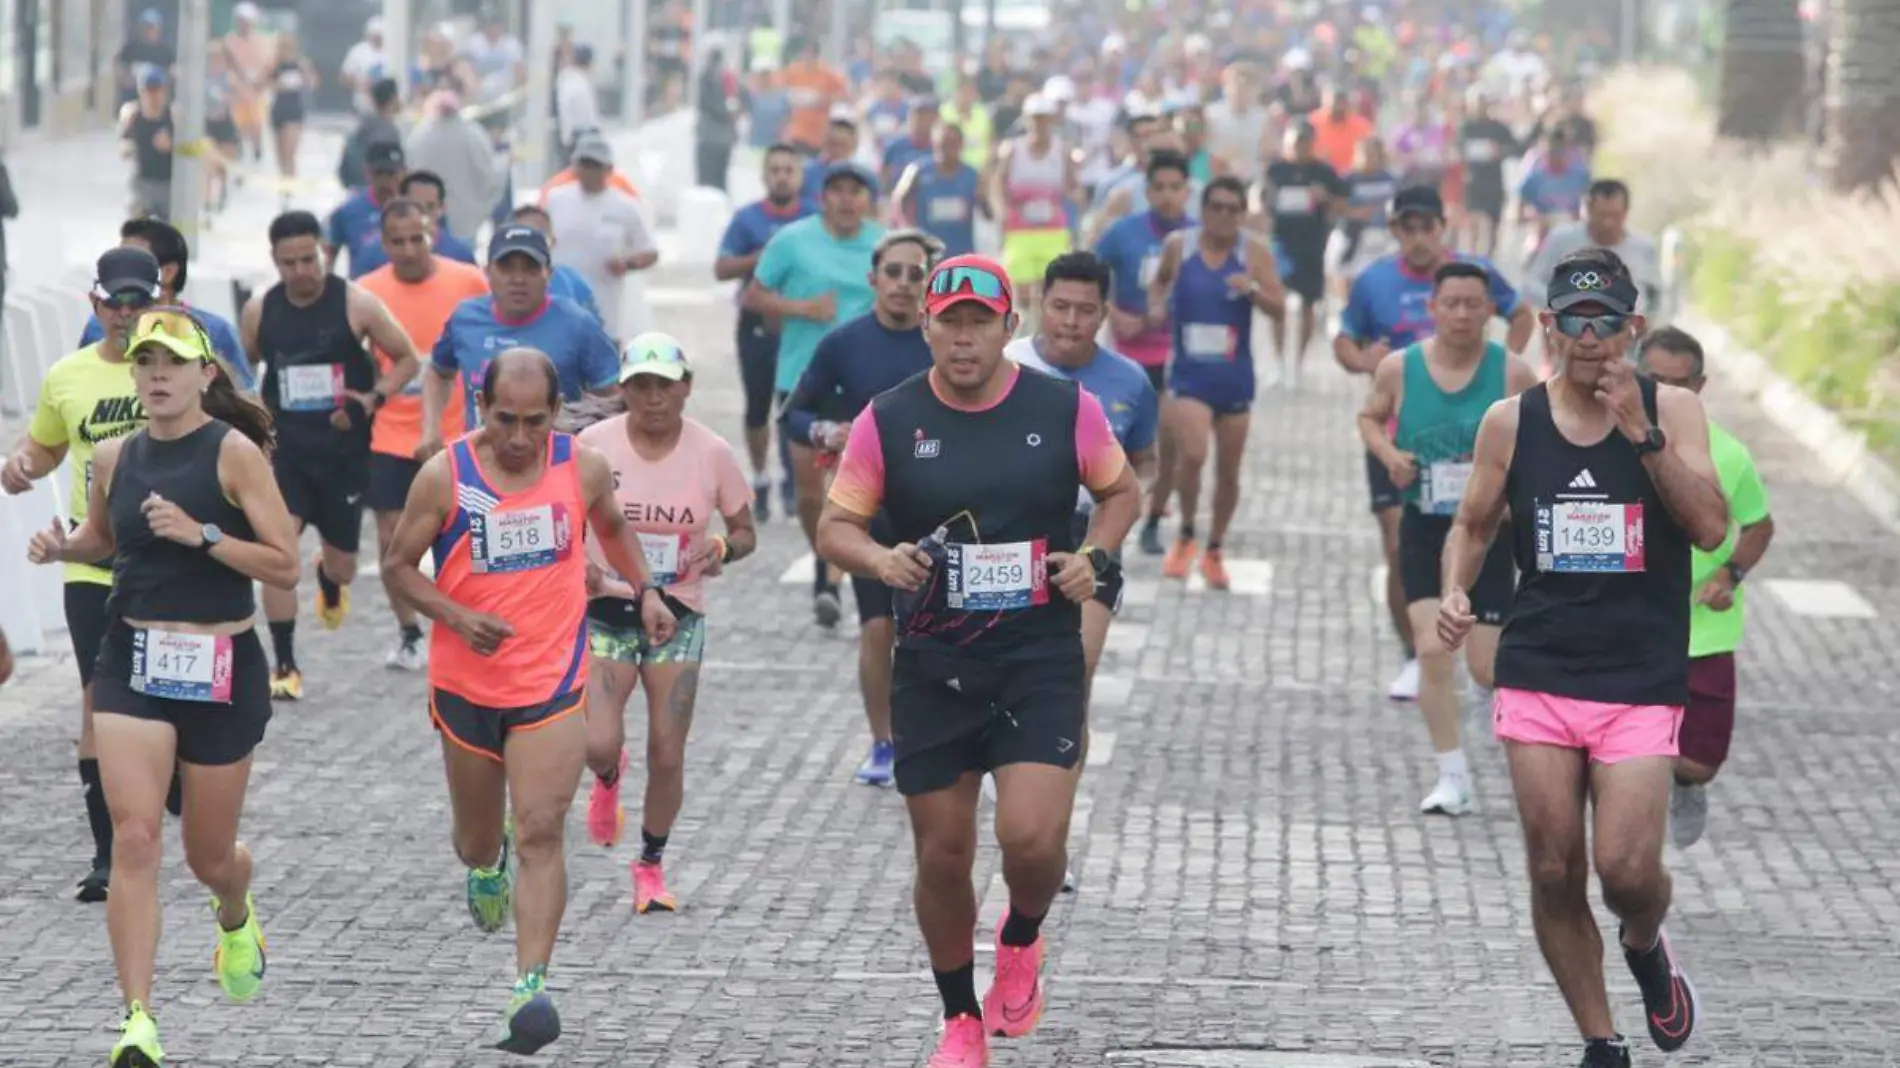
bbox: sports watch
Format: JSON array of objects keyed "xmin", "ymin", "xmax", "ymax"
[
  {"xmin": 1080, "ymin": 545, "xmax": 1111, "ymax": 576},
  {"xmin": 200, "ymin": 523, "xmax": 224, "ymax": 551},
  {"xmin": 1631, "ymin": 425, "xmax": 1666, "ymax": 457}
]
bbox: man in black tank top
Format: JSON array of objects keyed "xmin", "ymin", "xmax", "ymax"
[
  {"xmin": 121, "ymin": 69, "xmax": 175, "ymax": 219},
  {"xmin": 815, "ymin": 255, "xmax": 1140, "ymax": 1063},
  {"xmin": 241, "ymin": 211, "xmax": 423, "ymax": 700},
  {"xmin": 1436, "ymin": 249, "xmax": 1731, "ymax": 1068}
]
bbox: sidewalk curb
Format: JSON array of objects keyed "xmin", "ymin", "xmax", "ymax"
[{"xmin": 1677, "ymin": 307, "xmax": 1900, "ymax": 536}]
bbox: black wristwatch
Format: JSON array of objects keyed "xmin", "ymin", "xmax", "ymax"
[
  {"xmin": 369, "ymin": 389, "xmax": 388, "ymax": 411},
  {"xmin": 1630, "ymin": 424, "xmax": 1666, "ymax": 457},
  {"xmin": 1080, "ymin": 545, "xmax": 1111, "ymax": 575},
  {"xmin": 1724, "ymin": 561, "xmax": 1746, "ymax": 585}
]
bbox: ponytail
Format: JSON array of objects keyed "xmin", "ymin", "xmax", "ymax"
[{"xmin": 202, "ymin": 364, "xmax": 276, "ymax": 451}]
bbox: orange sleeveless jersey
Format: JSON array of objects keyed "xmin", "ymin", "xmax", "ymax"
[{"xmin": 428, "ymin": 432, "xmax": 591, "ymax": 707}]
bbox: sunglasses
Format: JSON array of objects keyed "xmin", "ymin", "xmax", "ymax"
[
  {"xmin": 131, "ymin": 307, "xmax": 216, "ymax": 363},
  {"xmin": 1553, "ymin": 312, "xmax": 1629, "ymax": 339},
  {"xmin": 880, "ymin": 262, "xmax": 927, "ymax": 283},
  {"xmin": 95, "ymin": 288, "xmax": 158, "ymax": 311},
  {"xmin": 928, "ymin": 265, "xmax": 1009, "ymax": 304}
]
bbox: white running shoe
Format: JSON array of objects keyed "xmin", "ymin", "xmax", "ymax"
[
  {"xmin": 1420, "ymin": 776, "xmax": 1473, "ymax": 816},
  {"xmin": 1670, "ymin": 781, "xmax": 1709, "ymax": 848},
  {"xmin": 1387, "ymin": 659, "xmax": 1421, "ymax": 701},
  {"xmin": 1061, "ymin": 865, "xmax": 1076, "ymax": 893},
  {"xmin": 386, "ymin": 636, "xmax": 426, "ymax": 672}
]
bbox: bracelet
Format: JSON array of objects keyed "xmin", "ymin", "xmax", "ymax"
[{"xmin": 710, "ymin": 534, "xmax": 730, "ymax": 564}]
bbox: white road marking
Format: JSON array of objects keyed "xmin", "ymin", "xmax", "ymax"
[
  {"xmin": 1090, "ymin": 674, "xmax": 1133, "ymax": 708},
  {"xmin": 778, "ymin": 551, "xmax": 816, "ymax": 585},
  {"xmin": 1765, "ymin": 578, "xmax": 1878, "ymax": 619},
  {"xmin": 1086, "ymin": 730, "xmax": 1116, "ymax": 767},
  {"xmin": 1369, "ymin": 563, "xmax": 1387, "ymax": 609}
]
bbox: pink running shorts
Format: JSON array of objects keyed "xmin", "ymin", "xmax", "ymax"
[{"xmin": 1492, "ymin": 687, "xmax": 1684, "ymax": 764}]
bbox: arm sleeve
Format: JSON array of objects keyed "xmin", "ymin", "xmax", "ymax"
[
  {"xmin": 1074, "ymin": 390, "xmax": 1128, "ymax": 493},
  {"xmin": 826, "ymin": 409, "xmax": 885, "ymax": 516}
]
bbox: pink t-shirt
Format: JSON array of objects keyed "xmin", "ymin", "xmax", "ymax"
[
  {"xmin": 578, "ymin": 415, "xmax": 752, "ymax": 616},
  {"xmin": 828, "ymin": 365, "xmax": 1127, "ymax": 517}
]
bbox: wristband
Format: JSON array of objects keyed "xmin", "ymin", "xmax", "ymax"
[{"xmin": 710, "ymin": 534, "xmax": 730, "ymax": 564}]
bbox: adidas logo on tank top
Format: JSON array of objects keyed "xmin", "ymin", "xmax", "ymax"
[{"xmin": 1568, "ymin": 468, "xmax": 1598, "ymax": 490}]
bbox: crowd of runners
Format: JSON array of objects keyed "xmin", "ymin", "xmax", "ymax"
[{"xmin": 0, "ymin": 4, "xmax": 1778, "ymax": 1068}]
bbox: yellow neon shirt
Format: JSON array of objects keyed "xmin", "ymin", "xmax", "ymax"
[{"xmin": 27, "ymin": 344, "xmax": 146, "ymax": 585}]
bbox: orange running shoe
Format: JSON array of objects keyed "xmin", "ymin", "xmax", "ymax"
[
  {"xmin": 585, "ymin": 748, "xmax": 628, "ymax": 848},
  {"xmin": 927, "ymin": 1014, "xmax": 989, "ymax": 1067},
  {"xmin": 1200, "ymin": 547, "xmax": 1231, "ymax": 591},
  {"xmin": 982, "ymin": 913, "xmax": 1046, "ymax": 1038},
  {"xmin": 1161, "ymin": 536, "xmax": 1199, "ymax": 579}
]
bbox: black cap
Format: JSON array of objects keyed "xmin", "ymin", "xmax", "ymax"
[
  {"xmin": 94, "ymin": 246, "xmax": 163, "ymax": 298},
  {"xmin": 1546, "ymin": 257, "xmax": 1640, "ymax": 315},
  {"xmin": 365, "ymin": 140, "xmax": 406, "ymax": 172},
  {"xmin": 487, "ymin": 224, "xmax": 551, "ymax": 267},
  {"xmin": 1390, "ymin": 185, "xmax": 1445, "ymax": 221}
]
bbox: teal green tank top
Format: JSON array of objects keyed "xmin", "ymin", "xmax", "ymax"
[{"xmin": 1393, "ymin": 340, "xmax": 1508, "ymax": 515}]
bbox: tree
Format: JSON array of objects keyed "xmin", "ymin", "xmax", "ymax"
[
  {"xmin": 1828, "ymin": 0, "xmax": 1900, "ymax": 191},
  {"xmin": 1717, "ymin": 0, "xmax": 1807, "ymax": 142}
]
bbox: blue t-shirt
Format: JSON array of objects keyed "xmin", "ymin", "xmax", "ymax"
[
  {"xmin": 1340, "ymin": 253, "xmax": 1521, "ymax": 350},
  {"xmin": 1095, "ymin": 210, "xmax": 1195, "ymax": 316},
  {"xmin": 326, "ymin": 190, "xmax": 387, "ymax": 278},
  {"xmin": 909, "ymin": 162, "xmax": 980, "ymax": 257},
  {"xmin": 430, "ymin": 296, "xmax": 619, "ymax": 427},
  {"xmin": 1011, "ymin": 339, "xmax": 1158, "ymax": 454},
  {"xmin": 717, "ymin": 198, "xmax": 818, "ymax": 309},
  {"xmin": 549, "ymin": 265, "xmax": 603, "ymax": 323},
  {"xmin": 753, "ymin": 215, "xmax": 886, "ymax": 394},
  {"xmin": 1094, "ymin": 165, "xmax": 1202, "ymax": 221},
  {"xmin": 1343, "ymin": 168, "xmax": 1400, "ymax": 231},
  {"xmin": 435, "ymin": 228, "xmax": 478, "ymax": 265},
  {"xmin": 779, "ymin": 312, "xmax": 932, "ymax": 443},
  {"xmin": 1519, "ymin": 159, "xmax": 1592, "ymax": 218},
  {"xmin": 78, "ymin": 306, "xmax": 254, "ymax": 391},
  {"xmin": 881, "ymin": 136, "xmax": 934, "ymax": 189},
  {"xmin": 747, "ymin": 89, "xmax": 791, "ymax": 149},
  {"xmin": 865, "ymin": 99, "xmax": 909, "ymax": 149}
]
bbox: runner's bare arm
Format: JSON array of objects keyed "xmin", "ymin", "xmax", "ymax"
[
  {"xmin": 54, "ymin": 438, "xmax": 122, "ymax": 562},
  {"xmin": 578, "ymin": 446, "xmax": 656, "ymax": 592},
  {"xmin": 740, "ymin": 279, "xmax": 831, "ymax": 322},
  {"xmin": 890, "ymin": 162, "xmax": 921, "ymax": 224},
  {"xmin": 1244, "ymin": 234, "xmax": 1287, "ymax": 317},
  {"xmin": 1084, "ymin": 186, "xmax": 1133, "ymax": 247},
  {"xmin": 1355, "ymin": 351, "xmax": 1404, "ymax": 460},
  {"xmin": 712, "ymin": 247, "xmax": 760, "ymax": 282},
  {"xmin": 1078, "ymin": 454, "xmax": 1140, "ymax": 554},
  {"xmin": 3, "ymin": 434, "xmax": 66, "ymax": 490},
  {"xmin": 1505, "ymin": 353, "xmax": 1540, "ymax": 395},
  {"xmin": 716, "ymin": 500, "xmax": 758, "ymax": 563},
  {"xmin": 210, "ymin": 430, "xmax": 301, "ymax": 589},
  {"xmin": 1643, "ymin": 385, "xmax": 1730, "ymax": 551},
  {"xmin": 348, "ymin": 283, "xmax": 421, "ymax": 398},
  {"xmin": 1503, "ymin": 302, "xmax": 1534, "ymax": 355},
  {"xmin": 1144, "ymin": 232, "xmax": 1183, "ymax": 325},
  {"xmin": 380, "ymin": 455, "xmax": 465, "ymax": 624},
  {"xmin": 987, "ymin": 140, "xmax": 1013, "ymax": 225},
  {"xmin": 238, "ymin": 292, "xmax": 265, "ymax": 373},
  {"xmin": 1442, "ymin": 397, "xmax": 1519, "ymax": 595}
]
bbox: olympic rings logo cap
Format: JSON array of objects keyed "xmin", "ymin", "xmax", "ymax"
[{"xmin": 1545, "ymin": 252, "xmax": 1638, "ymax": 315}]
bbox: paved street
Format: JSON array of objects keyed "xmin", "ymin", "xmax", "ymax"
[{"xmin": 3, "ymin": 132, "xmax": 1900, "ymax": 1067}]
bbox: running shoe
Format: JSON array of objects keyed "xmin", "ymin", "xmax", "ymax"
[
  {"xmin": 1161, "ymin": 537, "xmax": 1198, "ymax": 580},
  {"xmin": 927, "ymin": 1014, "xmax": 989, "ymax": 1067},
  {"xmin": 1580, "ymin": 1036, "xmax": 1632, "ymax": 1067},
  {"xmin": 466, "ymin": 829, "xmax": 513, "ymax": 934},
  {"xmin": 1137, "ymin": 519, "xmax": 1165, "ymax": 556},
  {"xmin": 631, "ymin": 860, "xmax": 678, "ymax": 914},
  {"xmin": 314, "ymin": 555, "xmax": 350, "ymax": 631},
  {"xmin": 814, "ymin": 589, "xmax": 843, "ymax": 628},
  {"xmin": 77, "ymin": 859, "xmax": 110, "ymax": 903},
  {"xmin": 586, "ymin": 748, "xmax": 629, "ymax": 848},
  {"xmin": 1419, "ymin": 776, "xmax": 1473, "ymax": 817},
  {"xmin": 111, "ymin": 1002, "xmax": 164, "ymax": 1067},
  {"xmin": 853, "ymin": 741, "xmax": 895, "ymax": 787},
  {"xmin": 751, "ymin": 476, "xmax": 772, "ymax": 522},
  {"xmin": 1199, "ymin": 548, "xmax": 1231, "ymax": 591},
  {"xmin": 1622, "ymin": 926, "xmax": 1699, "ymax": 1052},
  {"xmin": 1060, "ymin": 866, "xmax": 1076, "ymax": 893},
  {"xmin": 1386, "ymin": 659, "xmax": 1420, "ymax": 702},
  {"xmin": 269, "ymin": 667, "xmax": 303, "ymax": 702},
  {"xmin": 385, "ymin": 634, "xmax": 426, "ymax": 671},
  {"xmin": 210, "ymin": 892, "xmax": 267, "ymax": 1003},
  {"xmin": 1670, "ymin": 781, "xmax": 1708, "ymax": 849},
  {"xmin": 982, "ymin": 913, "xmax": 1046, "ymax": 1038},
  {"xmin": 495, "ymin": 969, "xmax": 562, "ymax": 1056}
]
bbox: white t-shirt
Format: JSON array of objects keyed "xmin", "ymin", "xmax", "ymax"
[
  {"xmin": 341, "ymin": 41, "xmax": 387, "ymax": 114},
  {"xmin": 544, "ymin": 182, "xmax": 656, "ymax": 339},
  {"xmin": 556, "ymin": 67, "xmax": 600, "ymax": 142},
  {"xmin": 1204, "ymin": 99, "xmax": 1270, "ymax": 181},
  {"xmin": 1066, "ymin": 97, "xmax": 1120, "ymax": 187}
]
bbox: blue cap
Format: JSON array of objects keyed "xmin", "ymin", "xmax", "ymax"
[
  {"xmin": 573, "ymin": 43, "xmax": 595, "ymax": 65},
  {"xmin": 139, "ymin": 66, "xmax": 167, "ymax": 89},
  {"xmin": 139, "ymin": 8, "xmax": 163, "ymax": 24},
  {"xmin": 487, "ymin": 224, "xmax": 551, "ymax": 268},
  {"xmin": 822, "ymin": 160, "xmax": 878, "ymax": 195}
]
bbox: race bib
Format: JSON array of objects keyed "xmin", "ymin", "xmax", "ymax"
[
  {"xmin": 1182, "ymin": 322, "xmax": 1232, "ymax": 361},
  {"xmin": 1138, "ymin": 252, "xmax": 1160, "ymax": 288},
  {"xmin": 279, "ymin": 364, "xmax": 344, "ymax": 412},
  {"xmin": 1021, "ymin": 200, "xmax": 1058, "ymax": 225},
  {"xmin": 787, "ymin": 88, "xmax": 820, "ymax": 108},
  {"xmin": 1536, "ymin": 500, "xmax": 1646, "ymax": 572},
  {"xmin": 277, "ymin": 70, "xmax": 306, "ymax": 91},
  {"xmin": 873, "ymin": 114, "xmax": 899, "ymax": 136},
  {"xmin": 928, "ymin": 196, "xmax": 968, "ymax": 223},
  {"xmin": 468, "ymin": 503, "xmax": 571, "ymax": 574},
  {"xmin": 129, "ymin": 628, "xmax": 234, "ymax": 704},
  {"xmin": 946, "ymin": 539, "xmax": 1048, "ymax": 611},
  {"xmin": 1464, "ymin": 139, "xmax": 1499, "ymax": 163},
  {"xmin": 1420, "ymin": 460, "xmax": 1473, "ymax": 515},
  {"xmin": 639, "ymin": 531, "xmax": 688, "ymax": 586},
  {"xmin": 1274, "ymin": 186, "xmax": 1315, "ymax": 214}
]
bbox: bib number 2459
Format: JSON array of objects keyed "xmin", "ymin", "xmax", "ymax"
[{"xmin": 946, "ymin": 539, "xmax": 1049, "ymax": 611}]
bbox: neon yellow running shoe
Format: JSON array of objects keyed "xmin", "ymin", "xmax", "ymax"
[
  {"xmin": 210, "ymin": 893, "xmax": 267, "ymax": 1002},
  {"xmin": 110, "ymin": 1002, "xmax": 163, "ymax": 1067},
  {"xmin": 466, "ymin": 825, "xmax": 513, "ymax": 934},
  {"xmin": 495, "ymin": 968, "xmax": 562, "ymax": 1055}
]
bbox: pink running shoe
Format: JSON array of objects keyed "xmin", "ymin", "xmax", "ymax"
[
  {"xmin": 926, "ymin": 1014, "xmax": 989, "ymax": 1067},
  {"xmin": 982, "ymin": 913, "xmax": 1046, "ymax": 1038},
  {"xmin": 631, "ymin": 860, "xmax": 678, "ymax": 914},
  {"xmin": 586, "ymin": 748, "xmax": 628, "ymax": 848}
]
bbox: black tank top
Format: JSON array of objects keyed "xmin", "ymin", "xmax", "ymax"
[
  {"xmin": 129, "ymin": 110, "xmax": 173, "ymax": 182},
  {"xmin": 1495, "ymin": 378, "xmax": 1691, "ymax": 706},
  {"xmin": 104, "ymin": 421, "xmax": 257, "ymax": 623},
  {"xmin": 257, "ymin": 275, "xmax": 375, "ymax": 450},
  {"xmin": 871, "ymin": 368, "xmax": 1085, "ymax": 659}
]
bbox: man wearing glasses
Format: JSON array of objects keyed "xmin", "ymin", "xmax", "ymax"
[
  {"xmin": 1, "ymin": 247, "xmax": 175, "ymax": 902},
  {"xmin": 817, "ymin": 254, "xmax": 1139, "ymax": 1066},
  {"xmin": 779, "ymin": 228, "xmax": 942, "ymax": 789}
]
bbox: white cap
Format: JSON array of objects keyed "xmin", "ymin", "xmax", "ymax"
[
  {"xmin": 1042, "ymin": 75, "xmax": 1075, "ymax": 103},
  {"xmin": 1282, "ymin": 47, "xmax": 1313, "ymax": 71},
  {"xmin": 1023, "ymin": 94, "xmax": 1057, "ymax": 118},
  {"xmin": 233, "ymin": 1, "xmax": 261, "ymax": 20},
  {"xmin": 366, "ymin": 15, "xmax": 384, "ymax": 36},
  {"xmin": 1103, "ymin": 33, "xmax": 1126, "ymax": 54}
]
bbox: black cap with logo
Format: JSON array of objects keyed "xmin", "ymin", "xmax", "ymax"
[
  {"xmin": 366, "ymin": 140, "xmax": 406, "ymax": 172},
  {"xmin": 487, "ymin": 224, "xmax": 552, "ymax": 268},
  {"xmin": 1389, "ymin": 185, "xmax": 1445, "ymax": 221},
  {"xmin": 1545, "ymin": 253, "xmax": 1640, "ymax": 315},
  {"xmin": 94, "ymin": 246, "xmax": 163, "ymax": 299}
]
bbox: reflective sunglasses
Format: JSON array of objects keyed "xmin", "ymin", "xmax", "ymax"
[
  {"xmin": 1553, "ymin": 312, "xmax": 1629, "ymax": 339},
  {"xmin": 880, "ymin": 262, "xmax": 927, "ymax": 283},
  {"xmin": 94, "ymin": 286, "xmax": 158, "ymax": 311},
  {"xmin": 927, "ymin": 264, "xmax": 1009, "ymax": 303},
  {"xmin": 130, "ymin": 306, "xmax": 216, "ymax": 363}
]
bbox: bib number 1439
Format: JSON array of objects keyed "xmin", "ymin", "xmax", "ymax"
[{"xmin": 1536, "ymin": 500, "xmax": 1646, "ymax": 572}]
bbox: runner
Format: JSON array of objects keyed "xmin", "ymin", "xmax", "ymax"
[
  {"xmin": 542, "ymin": 134, "xmax": 660, "ymax": 342},
  {"xmin": 325, "ymin": 139, "xmax": 406, "ymax": 278},
  {"xmin": 1635, "ymin": 327, "xmax": 1775, "ymax": 848},
  {"xmin": 880, "ymin": 94, "xmax": 940, "ymax": 193},
  {"xmin": 358, "ymin": 197, "xmax": 490, "ymax": 670},
  {"xmin": 1357, "ymin": 261, "xmax": 1537, "ymax": 816},
  {"xmin": 398, "ymin": 170, "xmax": 481, "ymax": 264},
  {"xmin": 508, "ymin": 204, "xmax": 607, "ymax": 324},
  {"xmin": 992, "ymin": 95, "xmax": 1079, "ymax": 321},
  {"xmin": 78, "ymin": 218, "xmax": 253, "ymax": 390},
  {"xmin": 715, "ymin": 144, "xmax": 816, "ymax": 519},
  {"xmin": 26, "ymin": 309, "xmax": 295, "ymax": 1068},
  {"xmin": 1258, "ymin": 121, "xmax": 1345, "ymax": 386},
  {"xmin": 1146, "ymin": 177, "xmax": 1285, "ymax": 589},
  {"xmin": 1331, "ymin": 137, "xmax": 1400, "ymax": 299},
  {"xmin": 800, "ymin": 117, "xmax": 864, "ymax": 203},
  {"xmin": 892, "ymin": 123, "xmax": 983, "ymax": 258},
  {"xmin": 241, "ymin": 210, "xmax": 422, "ymax": 700},
  {"xmin": 579, "ymin": 333, "xmax": 756, "ymax": 912},
  {"xmin": 816, "ymin": 253, "xmax": 1139, "ymax": 1066},
  {"xmin": 4, "ymin": 247, "xmax": 166, "ymax": 902},
  {"xmin": 1336, "ymin": 185, "xmax": 1532, "ymax": 702},
  {"xmin": 1523, "ymin": 180, "xmax": 1663, "ymax": 321},
  {"xmin": 381, "ymin": 348, "xmax": 677, "ymax": 1055},
  {"xmin": 1517, "ymin": 127, "xmax": 1592, "ymax": 265},
  {"xmin": 780, "ymin": 229, "xmax": 941, "ymax": 786},
  {"xmin": 1094, "ymin": 151, "xmax": 1194, "ymax": 558},
  {"xmin": 1439, "ymin": 249, "xmax": 1727, "ymax": 1068},
  {"xmin": 1454, "ymin": 91, "xmax": 1518, "ymax": 257},
  {"xmin": 743, "ymin": 160, "xmax": 885, "ymax": 628}
]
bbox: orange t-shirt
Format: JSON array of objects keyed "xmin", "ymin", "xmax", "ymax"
[
  {"xmin": 537, "ymin": 168, "xmax": 639, "ymax": 204},
  {"xmin": 781, "ymin": 61, "xmax": 847, "ymax": 149},
  {"xmin": 1308, "ymin": 109, "xmax": 1375, "ymax": 174},
  {"xmin": 359, "ymin": 257, "xmax": 490, "ymax": 458}
]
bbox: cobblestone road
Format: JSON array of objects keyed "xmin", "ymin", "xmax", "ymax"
[{"xmin": 3, "ymin": 132, "xmax": 1899, "ymax": 1068}]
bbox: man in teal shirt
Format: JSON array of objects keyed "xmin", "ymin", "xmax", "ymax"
[
  {"xmin": 1638, "ymin": 327, "xmax": 1776, "ymax": 848},
  {"xmin": 744, "ymin": 159, "xmax": 885, "ymax": 626}
]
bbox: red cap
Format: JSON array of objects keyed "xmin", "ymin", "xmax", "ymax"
[{"xmin": 924, "ymin": 254, "xmax": 1015, "ymax": 317}]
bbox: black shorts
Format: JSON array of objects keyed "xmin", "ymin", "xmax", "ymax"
[
  {"xmin": 890, "ymin": 642, "xmax": 1087, "ymax": 796},
  {"xmin": 737, "ymin": 318, "xmax": 779, "ymax": 431},
  {"xmin": 1365, "ymin": 450, "xmax": 1404, "ymax": 513},
  {"xmin": 1070, "ymin": 510, "xmax": 1123, "ymax": 612},
  {"xmin": 430, "ymin": 687, "xmax": 584, "ymax": 764},
  {"xmin": 1281, "ymin": 241, "xmax": 1328, "ymax": 303},
  {"xmin": 206, "ymin": 117, "xmax": 241, "ymax": 146},
  {"xmin": 1398, "ymin": 507, "xmax": 1514, "ymax": 624},
  {"xmin": 852, "ymin": 574, "xmax": 895, "ymax": 622},
  {"xmin": 65, "ymin": 581, "xmax": 112, "ymax": 687},
  {"xmin": 1463, "ymin": 191, "xmax": 1504, "ymax": 223},
  {"xmin": 91, "ymin": 620, "xmax": 272, "ymax": 766},
  {"xmin": 274, "ymin": 445, "xmax": 368, "ymax": 553},
  {"xmin": 367, "ymin": 452, "xmax": 422, "ymax": 513},
  {"xmin": 269, "ymin": 98, "xmax": 305, "ymax": 130}
]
